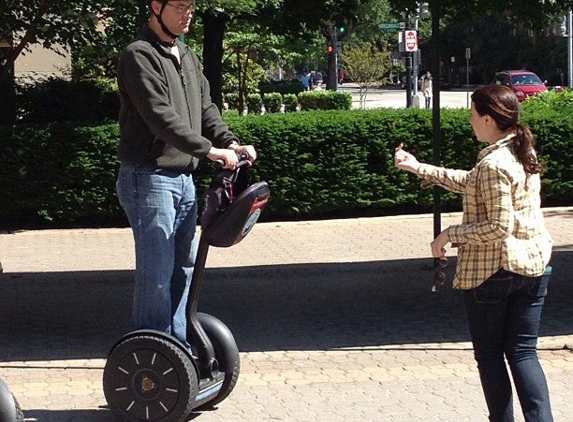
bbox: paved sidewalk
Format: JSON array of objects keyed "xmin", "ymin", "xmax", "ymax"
[{"xmin": 0, "ymin": 208, "xmax": 572, "ymax": 421}]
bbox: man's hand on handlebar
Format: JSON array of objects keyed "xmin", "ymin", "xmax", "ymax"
[
  {"xmin": 207, "ymin": 144, "xmax": 257, "ymax": 169},
  {"xmin": 207, "ymin": 148, "xmax": 239, "ymax": 169},
  {"xmin": 228, "ymin": 144, "xmax": 257, "ymax": 165}
]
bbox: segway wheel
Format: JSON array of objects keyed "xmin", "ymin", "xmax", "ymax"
[
  {"xmin": 103, "ymin": 334, "xmax": 198, "ymax": 422},
  {"xmin": 196, "ymin": 313, "xmax": 240, "ymax": 409},
  {"xmin": 0, "ymin": 378, "xmax": 24, "ymax": 422}
]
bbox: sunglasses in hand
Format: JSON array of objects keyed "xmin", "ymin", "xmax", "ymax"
[{"xmin": 432, "ymin": 256, "xmax": 448, "ymax": 292}]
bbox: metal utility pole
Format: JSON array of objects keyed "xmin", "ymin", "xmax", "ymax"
[
  {"xmin": 412, "ymin": 18, "xmax": 419, "ymax": 97},
  {"xmin": 567, "ymin": 10, "xmax": 573, "ymax": 88},
  {"xmin": 430, "ymin": 0, "xmax": 441, "ymax": 238},
  {"xmin": 405, "ymin": 54, "xmax": 413, "ymax": 107},
  {"xmin": 411, "ymin": 3, "xmax": 429, "ymax": 98},
  {"xmin": 465, "ymin": 48, "xmax": 471, "ymax": 108},
  {"xmin": 325, "ymin": 26, "xmax": 339, "ymax": 91},
  {"xmin": 331, "ymin": 26, "xmax": 339, "ymax": 91},
  {"xmin": 400, "ymin": 20, "xmax": 418, "ymax": 108}
]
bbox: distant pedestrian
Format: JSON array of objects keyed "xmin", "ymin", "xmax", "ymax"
[
  {"xmin": 315, "ymin": 71, "xmax": 323, "ymax": 89},
  {"xmin": 420, "ymin": 71, "xmax": 432, "ymax": 108},
  {"xmin": 300, "ymin": 73, "xmax": 310, "ymax": 91},
  {"xmin": 309, "ymin": 71, "xmax": 315, "ymax": 90},
  {"xmin": 394, "ymin": 84, "xmax": 554, "ymax": 422}
]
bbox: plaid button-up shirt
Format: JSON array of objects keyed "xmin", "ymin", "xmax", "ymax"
[{"xmin": 417, "ymin": 134, "xmax": 553, "ymax": 290}]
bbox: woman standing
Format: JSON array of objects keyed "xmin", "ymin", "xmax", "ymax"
[
  {"xmin": 394, "ymin": 84, "xmax": 554, "ymax": 422},
  {"xmin": 421, "ymin": 70, "xmax": 433, "ymax": 108}
]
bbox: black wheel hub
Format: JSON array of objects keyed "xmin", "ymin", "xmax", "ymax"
[{"xmin": 133, "ymin": 368, "xmax": 162, "ymax": 400}]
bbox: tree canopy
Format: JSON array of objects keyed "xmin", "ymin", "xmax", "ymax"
[
  {"xmin": 1, "ymin": 0, "xmax": 571, "ymax": 95},
  {"xmin": 0, "ymin": 0, "xmax": 111, "ymax": 85}
]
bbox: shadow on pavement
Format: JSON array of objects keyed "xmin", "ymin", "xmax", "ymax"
[
  {"xmin": 23, "ymin": 409, "xmax": 112, "ymax": 422},
  {"xmin": 0, "ymin": 249, "xmax": 571, "ymax": 362},
  {"xmin": 22, "ymin": 407, "xmax": 228, "ymax": 421}
]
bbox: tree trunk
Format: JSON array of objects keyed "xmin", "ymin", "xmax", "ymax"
[
  {"xmin": 202, "ymin": 13, "xmax": 228, "ymax": 112},
  {"xmin": 0, "ymin": 74, "xmax": 16, "ymax": 124},
  {"xmin": 236, "ymin": 50, "xmax": 244, "ymax": 113},
  {"xmin": 326, "ymin": 51, "xmax": 338, "ymax": 90}
]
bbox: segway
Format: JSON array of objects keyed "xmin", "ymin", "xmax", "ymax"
[
  {"xmin": 103, "ymin": 158, "xmax": 270, "ymax": 422},
  {"xmin": 0, "ymin": 378, "xmax": 24, "ymax": 422}
]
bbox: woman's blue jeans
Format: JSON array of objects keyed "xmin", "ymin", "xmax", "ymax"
[
  {"xmin": 117, "ymin": 166, "xmax": 199, "ymax": 346},
  {"xmin": 463, "ymin": 269, "xmax": 553, "ymax": 422}
]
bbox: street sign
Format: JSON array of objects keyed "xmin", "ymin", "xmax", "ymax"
[
  {"xmin": 404, "ymin": 30, "xmax": 418, "ymax": 52},
  {"xmin": 378, "ymin": 22, "xmax": 404, "ymax": 31}
]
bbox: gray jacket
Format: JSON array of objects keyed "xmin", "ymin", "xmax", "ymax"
[{"xmin": 117, "ymin": 25, "xmax": 238, "ymax": 171}]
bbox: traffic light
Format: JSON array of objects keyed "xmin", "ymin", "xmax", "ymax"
[
  {"xmin": 338, "ymin": 26, "xmax": 346, "ymax": 36},
  {"xmin": 327, "ymin": 42, "xmax": 334, "ymax": 53},
  {"xmin": 418, "ymin": 2, "xmax": 429, "ymax": 16}
]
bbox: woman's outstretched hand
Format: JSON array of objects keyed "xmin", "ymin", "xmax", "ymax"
[{"xmin": 394, "ymin": 143, "xmax": 421, "ymax": 174}]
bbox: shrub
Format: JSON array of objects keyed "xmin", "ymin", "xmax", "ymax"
[
  {"xmin": 520, "ymin": 89, "xmax": 573, "ymax": 204},
  {"xmin": 283, "ymin": 93, "xmax": 298, "ymax": 112},
  {"xmin": 263, "ymin": 92, "xmax": 282, "ymax": 113},
  {"xmin": 259, "ymin": 79, "xmax": 304, "ymax": 96},
  {"xmin": 16, "ymin": 77, "xmax": 119, "ymax": 124},
  {"xmin": 246, "ymin": 93, "xmax": 262, "ymax": 115},
  {"xmin": 0, "ymin": 122, "xmax": 122, "ymax": 225},
  {"xmin": 0, "ymin": 77, "xmax": 16, "ymax": 124},
  {"xmin": 224, "ymin": 92, "xmax": 240, "ymax": 112},
  {"xmin": 298, "ymin": 90, "xmax": 352, "ymax": 111}
]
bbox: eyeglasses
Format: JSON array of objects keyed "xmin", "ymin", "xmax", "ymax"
[
  {"xmin": 432, "ymin": 256, "xmax": 448, "ymax": 292},
  {"xmin": 165, "ymin": 2, "xmax": 195, "ymax": 14}
]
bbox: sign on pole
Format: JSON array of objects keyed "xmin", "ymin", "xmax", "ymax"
[
  {"xmin": 378, "ymin": 22, "xmax": 404, "ymax": 32},
  {"xmin": 404, "ymin": 30, "xmax": 418, "ymax": 52}
]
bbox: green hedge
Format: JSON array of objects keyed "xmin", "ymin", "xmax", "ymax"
[
  {"xmin": 224, "ymin": 108, "xmax": 479, "ymax": 218},
  {"xmin": 520, "ymin": 91, "xmax": 573, "ymax": 201},
  {"xmin": 259, "ymin": 79, "xmax": 304, "ymax": 96},
  {"xmin": 1, "ymin": 94, "xmax": 572, "ymax": 228},
  {"xmin": 298, "ymin": 90, "xmax": 353, "ymax": 111},
  {"xmin": 0, "ymin": 123, "xmax": 122, "ymax": 226},
  {"xmin": 16, "ymin": 78, "xmax": 120, "ymax": 124}
]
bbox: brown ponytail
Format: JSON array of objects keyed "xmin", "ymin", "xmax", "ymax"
[{"xmin": 514, "ymin": 123, "xmax": 543, "ymax": 174}]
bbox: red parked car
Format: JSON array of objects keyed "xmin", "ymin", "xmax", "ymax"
[{"xmin": 492, "ymin": 70, "xmax": 548, "ymax": 101}]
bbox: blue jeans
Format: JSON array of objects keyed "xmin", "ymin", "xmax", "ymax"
[
  {"xmin": 425, "ymin": 96, "xmax": 431, "ymax": 108},
  {"xmin": 116, "ymin": 166, "xmax": 199, "ymax": 346},
  {"xmin": 463, "ymin": 269, "xmax": 553, "ymax": 422}
]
